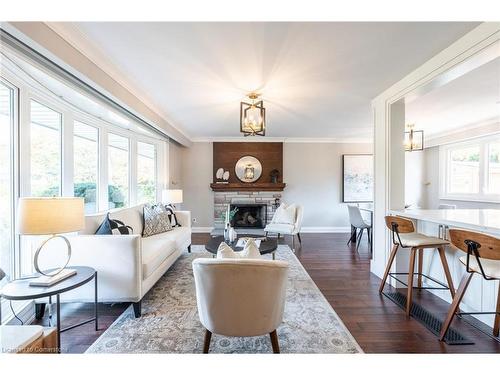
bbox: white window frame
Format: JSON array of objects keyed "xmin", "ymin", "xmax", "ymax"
[
  {"xmin": 136, "ymin": 141, "xmax": 158, "ymax": 204},
  {"xmin": 1, "ymin": 64, "xmax": 168, "ymax": 209},
  {"xmin": 73, "ymin": 120, "xmax": 100, "ymax": 213},
  {"xmin": 440, "ymin": 134, "xmax": 500, "ymax": 203},
  {"xmin": 1, "ymin": 55, "xmax": 169, "ymax": 284}
]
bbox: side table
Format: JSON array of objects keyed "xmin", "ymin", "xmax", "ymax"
[{"xmin": 0, "ymin": 266, "xmax": 98, "ymax": 352}]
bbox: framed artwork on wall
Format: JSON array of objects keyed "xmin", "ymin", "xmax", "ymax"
[{"xmin": 342, "ymin": 154, "xmax": 374, "ymax": 203}]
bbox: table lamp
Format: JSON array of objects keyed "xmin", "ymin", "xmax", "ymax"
[
  {"xmin": 161, "ymin": 189, "xmax": 183, "ymax": 208},
  {"xmin": 17, "ymin": 197, "xmax": 84, "ymax": 286}
]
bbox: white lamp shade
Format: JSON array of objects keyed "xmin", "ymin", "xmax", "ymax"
[
  {"xmin": 162, "ymin": 189, "xmax": 183, "ymax": 204},
  {"xmin": 17, "ymin": 197, "xmax": 85, "ymax": 235}
]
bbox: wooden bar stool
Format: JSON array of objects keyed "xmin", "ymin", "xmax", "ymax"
[
  {"xmin": 379, "ymin": 216, "xmax": 456, "ymax": 316},
  {"xmin": 439, "ymin": 229, "xmax": 500, "ymax": 341}
]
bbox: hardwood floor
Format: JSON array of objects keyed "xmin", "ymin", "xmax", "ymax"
[{"xmin": 36, "ymin": 232, "xmax": 500, "ymax": 353}]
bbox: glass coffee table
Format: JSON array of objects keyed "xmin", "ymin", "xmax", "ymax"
[{"xmin": 205, "ymin": 234, "xmax": 278, "ymax": 259}]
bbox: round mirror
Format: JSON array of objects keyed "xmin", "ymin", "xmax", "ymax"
[{"xmin": 235, "ymin": 155, "xmax": 262, "ymax": 183}]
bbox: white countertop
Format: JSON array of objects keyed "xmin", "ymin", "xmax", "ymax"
[{"xmin": 390, "ymin": 209, "xmax": 500, "ymax": 235}]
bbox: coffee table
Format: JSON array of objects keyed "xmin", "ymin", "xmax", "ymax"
[{"xmin": 205, "ymin": 234, "xmax": 278, "ymax": 259}]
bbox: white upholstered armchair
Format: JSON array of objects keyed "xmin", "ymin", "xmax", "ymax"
[
  {"xmin": 264, "ymin": 203, "xmax": 303, "ymax": 249},
  {"xmin": 192, "ymin": 258, "xmax": 289, "ymax": 353}
]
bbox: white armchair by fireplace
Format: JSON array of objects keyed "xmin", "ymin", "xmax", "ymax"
[{"xmin": 264, "ymin": 203, "xmax": 303, "ymax": 249}]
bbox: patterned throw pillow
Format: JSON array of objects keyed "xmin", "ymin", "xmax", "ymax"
[
  {"xmin": 95, "ymin": 213, "xmax": 133, "ymax": 235},
  {"xmin": 164, "ymin": 204, "xmax": 181, "ymax": 227},
  {"xmin": 142, "ymin": 204, "xmax": 172, "ymax": 237}
]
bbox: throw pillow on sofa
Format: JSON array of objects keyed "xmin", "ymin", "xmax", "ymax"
[
  {"xmin": 95, "ymin": 213, "xmax": 133, "ymax": 235},
  {"xmin": 142, "ymin": 204, "xmax": 172, "ymax": 237},
  {"xmin": 272, "ymin": 203, "xmax": 297, "ymax": 225},
  {"xmin": 164, "ymin": 204, "xmax": 181, "ymax": 227}
]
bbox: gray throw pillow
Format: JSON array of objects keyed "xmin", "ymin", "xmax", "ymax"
[{"xmin": 142, "ymin": 204, "xmax": 172, "ymax": 237}]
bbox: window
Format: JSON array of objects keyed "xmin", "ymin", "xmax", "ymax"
[
  {"xmin": 30, "ymin": 100, "xmax": 62, "ymax": 197},
  {"xmin": 137, "ymin": 142, "xmax": 157, "ymax": 203},
  {"xmin": 108, "ymin": 133, "xmax": 129, "ymax": 208},
  {"xmin": 487, "ymin": 141, "xmax": 500, "ymax": 194},
  {"xmin": 441, "ymin": 135, "xmax": 500, "ymax": 202},
  {"xmin": 0, "ymin": 81, "xmax": 15, "ymax": 283},
  {"xmin": 74, "ymin": 121, "xmax": 99, "ymax": 213},
  {"xmin": 448, "ymin": 145, "xmax": 480, "ymax": 194}
]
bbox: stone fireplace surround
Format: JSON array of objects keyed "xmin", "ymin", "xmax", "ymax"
[{"xmin": 213, "ymin": 191, "xmax": 282, "ymax": 231}]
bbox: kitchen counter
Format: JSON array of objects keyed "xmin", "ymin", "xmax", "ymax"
[{"xmin": 390, "ymin": 209, "xmax": 500, "ymax": 235}]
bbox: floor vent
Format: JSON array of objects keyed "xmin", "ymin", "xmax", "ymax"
[{"xmin": 383, "ymin": 291, "xmax": 474, "ymax": 345}]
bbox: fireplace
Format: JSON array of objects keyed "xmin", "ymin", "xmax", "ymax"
[{"xmin": 230, "ymin": 204, "xmax": 267, "ymax": 229}]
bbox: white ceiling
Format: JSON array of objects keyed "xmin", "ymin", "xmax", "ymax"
[
  {"xmin": 406, "ymin": 56, "xmax": 500, "ymax": 137},
  {"xmin": 49, "ymin": 22, "xmax": 479, "ymax": 141}
]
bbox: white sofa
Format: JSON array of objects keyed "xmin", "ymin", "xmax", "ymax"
[{"xmin": 39, "ymin": 204, "xmax": 191, "ymax": 318}]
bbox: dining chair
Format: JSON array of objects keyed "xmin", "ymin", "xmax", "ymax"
[{"xmin": 347, "ymin": 205, "xmax": 372, "ymax": 253}]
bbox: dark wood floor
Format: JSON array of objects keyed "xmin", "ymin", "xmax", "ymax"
[{"xmin": 35, "ymin": 232, "xmax": 500, "ymax": 353}]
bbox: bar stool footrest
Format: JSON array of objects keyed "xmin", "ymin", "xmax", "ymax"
[{"xmin": 388, "ymin": 272, "xmax": 450, "ymax": 290}]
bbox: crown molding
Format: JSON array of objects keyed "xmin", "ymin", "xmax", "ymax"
[{"xmin": 191, "ymin": 136, "xmax": 373, "ymax": 144}]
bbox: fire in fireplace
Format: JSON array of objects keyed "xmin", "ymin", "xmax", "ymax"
[{"xmin": 229, "ymin": 204, "xmax": 267, "ymax": 229}]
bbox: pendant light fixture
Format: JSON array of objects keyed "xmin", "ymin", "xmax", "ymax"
[
  {"xmin": 240, "ymin": 92, "xmax": 266, "ymax": 136},
  {"xmin": 404, "ymin": 124, "xmax": 424, "ymax": 152}
]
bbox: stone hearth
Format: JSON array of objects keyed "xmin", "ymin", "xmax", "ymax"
[{"xmin": 213, "ymin": 191, "xmax": 282, "ymax": 230}]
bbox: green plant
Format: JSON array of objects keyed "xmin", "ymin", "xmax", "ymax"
[{"xmin": 221, "ymin": 207, "xmax": 239, "ymax": 223}]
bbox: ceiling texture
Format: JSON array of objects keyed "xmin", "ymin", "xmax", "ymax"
[{"xmin": 48, "ymin": 22, "xmax": 479, "ymax": 142}]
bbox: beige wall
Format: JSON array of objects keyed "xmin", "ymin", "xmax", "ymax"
[
  {"xmin": 168, "ymin": 141, "xmax": 183, "ymax": 188},
  {"xmin": 179, "ymin": 142, "xmax": 214, "ymax": 228},
  {"xmin": 283, "ymin": 143, "xmax": 372, "ymax": 229},
  {"xmin": 176, "ymin": 141, "xmax": 372, "ymax": 230}
]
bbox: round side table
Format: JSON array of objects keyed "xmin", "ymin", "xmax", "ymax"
[{"xmin": 0, "ymin": 266, "xmax": 98, "ymax": 353}]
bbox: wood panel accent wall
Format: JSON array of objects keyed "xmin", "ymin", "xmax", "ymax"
[{"xmin": 211, "ymin": 142, "xmax": 285, "ymax": 191}]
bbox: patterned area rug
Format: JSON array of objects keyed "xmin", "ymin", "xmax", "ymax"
[{"xmin": 86, "ymin": 245, "xmax": 362, "ymax": 353}]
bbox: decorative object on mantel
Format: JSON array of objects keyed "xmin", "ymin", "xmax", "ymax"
[
  {"xmin": 216, "ymin": 168, "xmax": 224, "ymax": 179},
  {"xmin": 270, "ymin": 169, "xmax": 280, "ymax": 184},
  {"xmin": 404, "ymin": 123, "xmax": 424, "ymax": 152},
  {"xmin": 342, "ymin": 154, "xmax": 374, "ymax": 203},
  {"xmin": 240, "ymin": 92, "xmax": 266, "ymax": 136},
  {"xmin": 17, "ymin": 197, "xmax": 84, "ymax": 286},
  {"xmin": 215, "ymin": 168, "xmax": 230, "ymax": 183},
  {"xmin": 235, "ymin": 155, "xmax": 262, "ymax": 183}
]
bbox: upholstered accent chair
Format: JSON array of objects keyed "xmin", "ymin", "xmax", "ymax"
[
  {"xmin": 264, "ymin": 204, "xmax": 303, "ymax": 250},
  {"xmin": 192, "ymin": 258, "xmax": 289, "ymax": 353}
]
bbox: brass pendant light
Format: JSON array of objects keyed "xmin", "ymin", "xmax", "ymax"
[
  {"xmin": 404, "ymin": 124, "xmax": 424, "ymax": 152},
  {"xmin": 240, "ymin": 92, "xmax": 266, "ymax": 136}
]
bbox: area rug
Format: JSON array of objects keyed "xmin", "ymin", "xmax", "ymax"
[{"xmin": 86, "ymin": 245, "xmax": 362, "ymax": 353}]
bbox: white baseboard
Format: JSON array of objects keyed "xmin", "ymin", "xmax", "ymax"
[
  {"xmin": 191, "ymin": 227, "xmax": 215, "ymax": 233},
  {"xmin": 300, "ymin": 226, "xmax": 351, "ymax": 233},
  {"xmin": 191, "ymin": 226, "xmax": 350, "ymax": 234}
]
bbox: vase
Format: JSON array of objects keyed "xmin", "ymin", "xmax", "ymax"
[
  {"xmin": 224, "ymin": 223, "xmax": 230, "ymax": 243},
  {"xmin": 229, "ymin": 226, "xmax": 237, "ymax": 243}
]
